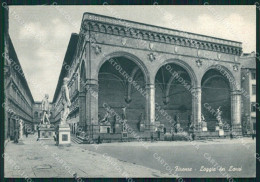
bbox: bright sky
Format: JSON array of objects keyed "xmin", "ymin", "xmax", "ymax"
[{"xmin": 9, "ymin": 5, "xmax": 256, "ymax": 101}]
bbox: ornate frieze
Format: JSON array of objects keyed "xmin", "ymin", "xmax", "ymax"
[{"xmin": 82, "ymin": 19, "xmax": 242, "ymax": 56}]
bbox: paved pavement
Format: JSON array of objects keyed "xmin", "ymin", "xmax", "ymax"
[
  {"xmin": 4, "ymin": 134, "xmax": 256, "ymax": 178},
  {"xmin": 4, "ymin": 134, "xmax": 173, "ymax": 178},
  {"xmin": 80, "ymin": 138, "xmax": 256, "ymax": 178}
]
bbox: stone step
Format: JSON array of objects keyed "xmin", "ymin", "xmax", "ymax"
[{"xmin": 71, "ymin": 137, "xmax": 83, "ymax": 144}]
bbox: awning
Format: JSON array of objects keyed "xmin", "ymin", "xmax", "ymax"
[{"xmin": 67, "ymin": 116, "xmax": 79, "ymax": 124}]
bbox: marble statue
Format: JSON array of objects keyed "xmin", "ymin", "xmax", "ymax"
[
  {"xmin": 61, "ymin": 77, "xmax": 71, "ymax": 124},
  {"xmin": 175, "ymin": 113, "xmax": 180, "ymax": 123},
  {"xmin": 41, "ymin": 94, "xmax": 50, "ymax": 124},
  {"xmin": 100, "ymin": 111, "xmax": 110, "ymax": 124},
  {"xmin": 122, "ymin": 106, "xmax": 127, "ymax": 120},
  {"xmin": 216, "ymin": 106, "xmax": 223, "ymax": 125},
  {"xmin": 139, "ymin": 113, "xmax": 144, "ymax": 122},
  {"xmin": 201, "ymin": 114, "xmax": 205, "ymax": 122},
  {"xmin": 19, "ymin": 119, "xmax": 23, "ymax": 139}
]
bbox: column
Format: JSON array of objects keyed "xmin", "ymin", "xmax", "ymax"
[
  {"xmin": 192, "ymin": 87, "xmax": 202, "ymax": 131},
  {"xmin": 78, "ymin": 90, "xmax": 86, "ymax": 133},
  {"xmin": 85, "ymin": 79, "xmax": 99, "ymax": 139},
  {"xmin": 231, "ymin": 90, "xmax": 242, "ymax": 135},
  {"xmin": 145, "ymin": 84, "xmax": 155, "ymax": 131}
]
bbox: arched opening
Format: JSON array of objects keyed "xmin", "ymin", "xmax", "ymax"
[
  {"xmin": 201, "ymin": 69, "xmax": 232, "ymax": 131},
  {"xmin": 155, "ymin": 63, "xmax": 193, "ymax": 133},
  {"xmin": 98, "ymin": 56, "xmax": 147, "ymax": 132}
]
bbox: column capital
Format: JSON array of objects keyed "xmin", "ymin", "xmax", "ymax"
[
  {"xmin": 230, "ymin": 90, "xmax": 242, "ymax": 96},
  {"xmin": 145, "ymin": 84, "xmax": 155, "ymax": 89},
  {"xmin": 191, "ymin": 87, "xmax": 201, "ymax": 91},
  {"xmin": 86, "ymin": 79, "xmax": 98, "ymax": 85}
]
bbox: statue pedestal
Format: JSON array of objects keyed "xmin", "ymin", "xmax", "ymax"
[
  {"xmin": 215, "ymin": 126, "xmax": 220, "ymax": 131},
  {"xmin": 219, "ymin": 129, "xmax": 224, "ymax": 136},
  {"xmin": 100, "ymin": 124, "xmax": 111, "ymax": 133},
  {"xmin": 115, "ymin": 123, "xmax": 121, "ymax": 133},
  {"xmin": 218, "ymin": 124, "xmax": 224, "ymax": 136},
  {"xmin": 202, "ymin": 121, "xmax": 207, "ymax": 132},
  {"xmin": 56, "ymin": 124, "xmax": 71, "ymax": 145},
  {"xmin": 37, "ymin": 124, "xmax": 55, "ymax": 141},
  {"xmin": 202, "ymin": 127, "xmax": 208, "ymax": 132}
]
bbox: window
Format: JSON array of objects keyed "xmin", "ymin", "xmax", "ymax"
[
  {"xmin": 251, "ymin": 71, "xmax": 256, "ymax": 80},
  {"xmin": 252, "ymin": 85, "xmax": 256, "ymax": 95},
  {"xmin": 251, "ymin": 103, "xmax": 256, "ymax": 112}
]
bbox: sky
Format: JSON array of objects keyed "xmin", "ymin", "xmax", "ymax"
[{"xmin": 8, "ymin": 5, "xmax": 256, "ymax": 101}]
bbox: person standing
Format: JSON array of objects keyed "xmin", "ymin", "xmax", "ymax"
[
  {"xmin": 25, "ymin": 129, "xmax": 28, "ymax": 138},
  {"xmin": 14, "ymin": 128, "xmax": 18, "ymax": 143}
]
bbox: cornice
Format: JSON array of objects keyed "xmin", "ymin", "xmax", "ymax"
[{"xmin": 81, "ymin": 19, "xmax": 242, "ymax": 56}]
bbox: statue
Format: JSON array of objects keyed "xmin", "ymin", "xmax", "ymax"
[
  {"xmin": 100, "ymin": 111, "xmax": 110, "ymax": 124},
  {"xmin": 122, "ymin": 106, "xmax": 127, "ymax": 120},
  {"xmin": 187, "ymin": 114, "xmax": 192, "ymax": 127},
  {"xmin": 201, "ymin": 114, "xmax": 205, "ymax": 122},
  {"xmin": 174, "ymin": 113, "xmax": 180, "ymax": 123},
  {"xmin": 41, "ymin": 94, "xmax": 50, "ymax": 124},
  {"xmin": 201, "ymin": 113, "xmax": 207, "ymax": 131},
  {"xmin": 216, "ymin": 106, "xmax": 223, "ymax": 125},
  {"xmin": 139, "ymin": 113, "xmax": 144, "ymax": 122},
  {"xmin": 19, "ymin": 119, "xmax": 23, "ymax": 140},
  {"xmin": 61, "ymin": 77, "xmax": 71, "ymax": 124}
]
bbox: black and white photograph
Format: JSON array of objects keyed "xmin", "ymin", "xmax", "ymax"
[{"xmin": 2, "ymin": 3, "xmax": 258, "ymax": 180}]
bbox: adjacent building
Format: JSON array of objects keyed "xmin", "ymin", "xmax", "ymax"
[
  {"xmin": 240, "ymin": 52, "xmax": 256, "ymax": 135},
  {"xmin": 4, "ymin": 35, "xmax": 35, "ymax": 140}
]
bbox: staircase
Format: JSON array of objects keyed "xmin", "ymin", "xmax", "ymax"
[{"xmin": 71, "ymin": 136, "xmax": 83, "ymax": 144}]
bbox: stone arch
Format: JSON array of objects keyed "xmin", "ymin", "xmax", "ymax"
[
  {"xmin": 155, "ymin": 58, "xmax": 198, "ymax": 88},
  {"xmin": 154, "ymin": 59, "xmax": 198, "ymax": 105},
  {"xmin": 154, "ymin": 58, "xmax": 197, "ymax": 132},
  {"xmin": 201, "ymin": 64, "xmax": 237, "ymax": 91},
  {"xmin": 201, "ymin": 65, "xmax": 236, "ymax": 131},
  {"xmin": 96, "ymin": 51, "xmax": 150, "ymax": 84}
]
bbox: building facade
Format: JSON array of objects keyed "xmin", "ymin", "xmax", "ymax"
[
  {"xmin": 52, "ymin": 13, "xmax": 254, "ymax": 141},
  {"xmin": 240, "ymin": 53, "xmax": 256, "ymax": 135},
  {"xmin": 4, "ymin": 35, "xmax": 35, "ymax": 140}
]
